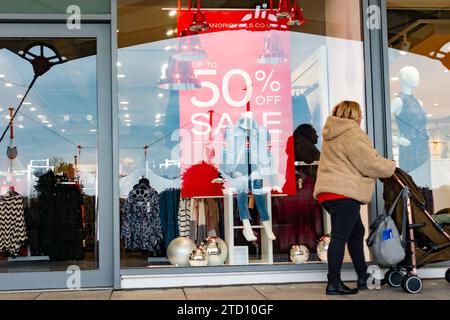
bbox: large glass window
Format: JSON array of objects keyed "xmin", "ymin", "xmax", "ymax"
[
  {"xmin": 387, "ymin": 4, "xmax": 450, "ymax": 214},
  {"xmin": 0, "ymin": 38, "xmax": 99, "ymax": 272},
  {"xmin": 118, "ymin": 0, "xmax": 366, "ymax": 269}
]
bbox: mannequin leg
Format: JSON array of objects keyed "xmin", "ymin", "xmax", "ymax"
[
  {"xmin": 253, "ymin": 193, "xmax": 276, "ymax": 240},
  {"xmin": 235, "ymin": 178, "xmax": 257, "ymax": 242}
]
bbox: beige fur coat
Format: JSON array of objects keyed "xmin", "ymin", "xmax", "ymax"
[{"xmin": 314, "ymin": 116, "xmax": 396, "ymax": 204}]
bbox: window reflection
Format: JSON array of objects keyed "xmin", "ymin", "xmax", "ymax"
[
  {"xmin": 0, "ymin": 38, "xmax": 98, "ymax": 272},
  {"xmin": 118, "ymin": 0, "xmax": 366, "ymax": 268}
]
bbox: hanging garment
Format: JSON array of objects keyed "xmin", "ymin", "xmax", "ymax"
[
  {"xmin": 221, "ymin": 117, "xmax": 277, "ymax": 186},
  {"xmin": 43, "ymin": 184, "xmax": 85, "ymax": 261},
  {"xmin": 189, "ymin": 198, "xmax": 198, "ymax": 244},
  {"xmin": 178, "ymin": 198, "xmax": 192, "ymax": 237},
  {"xmin": 83, "ymin": 195, "xmax": 96, "ymax": 249},
  {"xmin": 0, "ymin": 192, "xmax": 27, "ymax": 256},
  {"xmin": 273, "ymin": 173, "xmax": 323, "ymax": 252},
  {"xmin": 159, "ymin": 188, "xmax": 181, "ymax": 251},
  {"xmin": 121, "ymin": 182, "xmax": 163, "ymax": 253},
  {"xmin": 205, "ymin": 198, "xmax": 220, "ymax": 237},
  {"xmin": 396, "ymin": 92, "xmax": 430, "ymax": 173},
  {"xmin": 292, "ymin": 94, "xmax": 312, "ymax": 128},
  {"xmin": 33, "ymin": 170, "xmax": 86, "ymax": 261},
  {"xmin": 189, "ymin": 198, "xmax": 207, "ymax": 245}
]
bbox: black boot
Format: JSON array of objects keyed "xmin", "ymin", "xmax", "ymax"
[
  {"xmin": 357, "ymin": 273, "xmax": 386, "ymax": 290},
  {"xmin": 326, "ymin": 282, "xmax": 359, "ymax": 295}
]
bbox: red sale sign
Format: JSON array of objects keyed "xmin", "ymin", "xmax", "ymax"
[{"xmin": 177, "ymin": 10, "xmax": 296, "ymax": 197}]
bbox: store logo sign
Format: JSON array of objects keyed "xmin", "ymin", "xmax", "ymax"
[
  {"xmin": 367, "ymin": 5, "xmax": 381, "ymax": 30},
  {"xmin": 67, "ymin": 5, "xmax": 81, "ymax": 30},
  {"xmin": 66, "ymin": 265, "xmax": 81, "ymax": 290}
]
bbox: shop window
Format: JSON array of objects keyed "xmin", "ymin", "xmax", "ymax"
[
  {"xmin": 117, "ymin": 0, "xmax": 366, "ymax": 269},
  {"xmin": 387, "ymin": 4, "xmax": 450, "ymax": 215},
  {"xmin": 0, "ymin": 38, "xmax": 99, "ymax": 272}
]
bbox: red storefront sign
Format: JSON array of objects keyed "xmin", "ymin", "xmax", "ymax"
[{"xmin": 177, "ymin": 9, "xmax": 296, "ymax": 197}]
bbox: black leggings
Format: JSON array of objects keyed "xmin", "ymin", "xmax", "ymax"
[{"xmin": 322, "ymin": 198, "xmax": 367, "ymax": 285}]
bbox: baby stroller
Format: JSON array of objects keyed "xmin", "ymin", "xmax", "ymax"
[{"xmin": 381, "ymin": 168, "xmax": 450, "ymax": 294}]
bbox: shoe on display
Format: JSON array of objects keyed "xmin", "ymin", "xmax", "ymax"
[{"xmin": 326, "ymin": 282, "xmax": 359, "ymax": 295}]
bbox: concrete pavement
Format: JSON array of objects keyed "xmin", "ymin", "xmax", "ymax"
[{"xmin": 0, "ymin": 279, "xmax": 448, "ymax": 300}]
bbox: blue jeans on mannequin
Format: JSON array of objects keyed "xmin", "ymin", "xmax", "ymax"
[
  {"xmin": 229, "ymin": 172, "xmax": 270, "ymax": 222},
  {"xmin": 237, "ymin": 192, "xmax": 270, "ymax": 222}
]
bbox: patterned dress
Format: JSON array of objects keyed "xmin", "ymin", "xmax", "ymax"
[
  {"xmin": 0, "ymin": 192, "xmax": 28, "ymax": 256},
  {"xmin": 121, "ymin": 182, "xmax": 163, "ymax": 253}
]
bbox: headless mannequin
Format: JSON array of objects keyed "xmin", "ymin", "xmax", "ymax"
[
  {"xmin": 391, "ymin": 66, "xmax": 431, "ymax": 187},
  {"xmin": 225, "ymin": 111, "xmax": 281, "ymax": 242},
  {"xmin": 391, "ymin": 66, "xmax": 422, "ymax": 147}
]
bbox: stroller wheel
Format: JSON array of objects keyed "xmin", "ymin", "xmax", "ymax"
[
  {"xmin": 445, "ymin": 269, "xmax": 450, "ymax": 284},
  {"xmin": 385, "ymin": 269, "xmax": 404, "ymax": 288},
  {"xmin": 402, "ymin": 276, "xmax": 423, "ymax": 294}
]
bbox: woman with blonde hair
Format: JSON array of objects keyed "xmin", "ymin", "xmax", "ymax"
[{"xmin": 314, "ymin": 101, "xmax": 396, "ymax": 295}]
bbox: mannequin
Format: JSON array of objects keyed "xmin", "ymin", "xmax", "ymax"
[
  {"xmin": 391, "ymin": 66, "xmax": 431, "ymax": 186},
  {"xmin": 221, "ymin": 111, "xmax": 281, "ymax": 242}
]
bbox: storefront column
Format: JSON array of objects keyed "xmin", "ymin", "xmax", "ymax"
[{"xmin": 362, "ymin": 0, "xmax": 393, "ymax": 221}]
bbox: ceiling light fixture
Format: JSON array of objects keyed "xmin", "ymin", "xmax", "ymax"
[
  {"xmin": 257, "ymin": 33, "xmax": 288, "ymax": 64},
  {"xmin": 276, "ymin": 0, "xmax": 292, "ymax": 18},
  {"xmin": 0, "ymin": 74, "xmax": 5, "ymax": 78},
  {"xmin": 5, "ymin": 83, "xmax": 13, "ymax": 87},
  {"xmin": 158, "ymin": 57, "xmax": 201, "ymax": 90},
  {"xmin": 30, "ymin": 107, "xmax": 36, "ymax": 111},
  {"xmin": 189, "ymin": 0, "xmax": 210, "ymax": 32},
  {"xmin": 158, "ymin": 93, "xmax": 164, "ymax": 98},
  {"xmin": 169, "ymin": 10, "xmax": 177, "ymax": 17},
  {"xmin": 287, "ymin": 1, "xmax": 305, "ymax": 26},
  {"xmin": 172, "ymin": 28, "xmax": 207, "ymax": 61},
  {"xmin": 118, "ymin": 74, "xmax": 126, "ymax": 78}
]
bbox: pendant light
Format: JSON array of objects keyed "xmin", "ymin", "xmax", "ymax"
[
  {"xmin": 276, "ymin": 0, "xmax": 292, "ymax": 19},
  {"xmin": 158, "ymin": 57, "xmax": 201, "ymax": 90},
  {"xmin": 172, "ymin": 28, "xmax": 207, "ymax": 61},
  {"xmin": 189, "ymin": 0, "xmax": 210, "ymax": 32},
  {"xmin": 257, "ymin": 33, "xmax": 288, "ymax": 64},
  {"xmin": 287, "ymin": 1, "xmax": 305, "ymax": 26}
]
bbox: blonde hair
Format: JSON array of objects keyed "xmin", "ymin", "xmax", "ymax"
[{"xmin": 332, "ymin": 100, "xmax": 362, "ymax": 122}]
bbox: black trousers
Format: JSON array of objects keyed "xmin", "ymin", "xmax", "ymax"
[{"xmin": 321, "ymin": 198, "xmax": 367, "ymax": 285}]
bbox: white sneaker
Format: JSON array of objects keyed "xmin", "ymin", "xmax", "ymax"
[
  {"xmin": 243, "ymin": 226, "xmax": 257, "ymax": 242},
  {"xmin": 262, "ymin": 221, "xmax": 276, "ymax": 240}
]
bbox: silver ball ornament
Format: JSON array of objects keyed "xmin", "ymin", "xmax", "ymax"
[
  {"xmin": 200, "ymin": 236, "xmax": 228, "ymax": 266},
  {"xmin": 189, "ymin": 247, "xmax": 208, "ymax": 267},
  {"xmin": 290, "ymin": 244, "xmax": 309, "ymax": 264},
  {"xmin": 167, "ymin": 237, "xmax": 196, "ymax": 267},
  {"xmin": 317, "ymin": 235, "xmax": 331, "ymax": 262}
]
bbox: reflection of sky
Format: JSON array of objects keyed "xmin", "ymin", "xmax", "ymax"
[{"xmin": 0, "ymin": 44, "xmax": 98, "ymax": 195}]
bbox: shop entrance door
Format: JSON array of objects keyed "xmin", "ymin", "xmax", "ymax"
[{"xmin": 0, "ymin": 23, "xmax": 113, "ymax": 290}]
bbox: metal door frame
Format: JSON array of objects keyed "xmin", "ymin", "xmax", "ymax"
[{"xmin": 0, "ymin": 23, "xmax": 113, "ymax": 291}]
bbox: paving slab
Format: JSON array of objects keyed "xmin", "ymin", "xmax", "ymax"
[
  {"xmin": 252, "ymin": 283, "xmax": 351, "ymax": 300},
  {"xmin": 111, "ymin": 289, "xmax": 186, "ymax": 300},
  {"xmin": 0, "ymin": 292, "xmax": 41, "ymax": 300},
  {"xmin": 36, "ymin": 290, "xmax": 112, "ymax": 300},
  {"xmin": 184, "ymin": 286, "xmax": 266, "ymax": 300}
]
